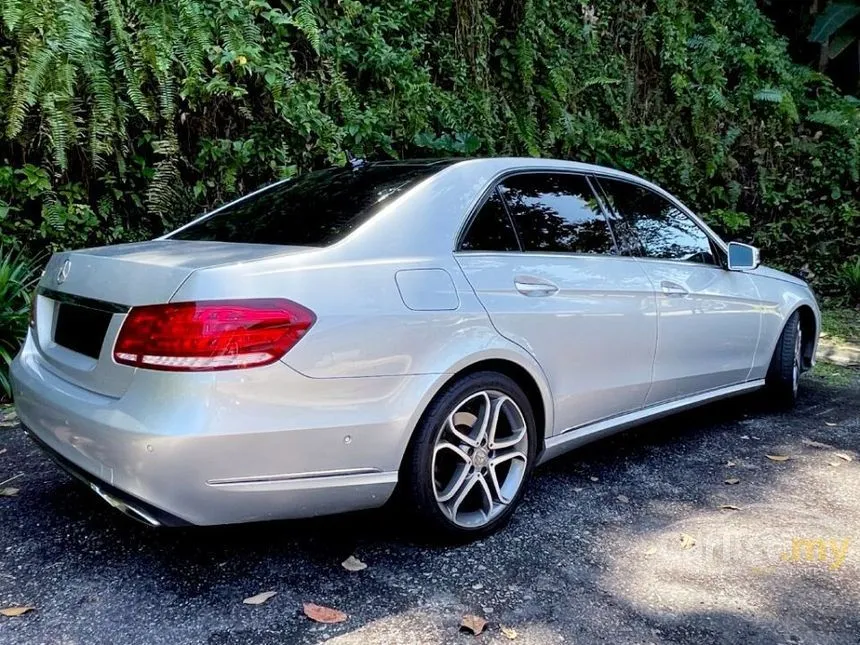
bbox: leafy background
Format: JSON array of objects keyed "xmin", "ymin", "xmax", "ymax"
[{"xmin": 0, "ymin": 0, "xmax": 859, "ymax": 398}]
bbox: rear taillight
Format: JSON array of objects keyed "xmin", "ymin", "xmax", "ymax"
[{"xmin": 113, "ymin": 299, "xmax": 315, "ymax": 372}]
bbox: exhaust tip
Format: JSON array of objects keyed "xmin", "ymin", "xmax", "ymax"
[{"xmin": 89, "ymin": 484, "xmax": 161, "ymax": 527}]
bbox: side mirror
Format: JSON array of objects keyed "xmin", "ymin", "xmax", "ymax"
[{"xmin": 727, "ymin": 242, "xmax": 760, "ymax": 271}]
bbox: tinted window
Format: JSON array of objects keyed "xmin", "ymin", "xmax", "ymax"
[
  {"xmin": 170, "ymin": 162, "xmax": 452, "ymax": 246},
  {"xmin": 497, "ymin": 173, "xmax": 615, "ymax": 254},
  {"xmin": 460, "ymin": 190, "xmax": 520, "ymax": 252},
  {"xmin": 598, "ymin": 178, "xmax": 717, "ymax": 265}
]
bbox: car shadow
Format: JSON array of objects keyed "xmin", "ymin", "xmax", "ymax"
[{"xmin": 5, "ymin": 375, "xmax": 859, "ymax": 643}]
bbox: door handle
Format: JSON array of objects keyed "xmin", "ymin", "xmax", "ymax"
[
  {"xmin": 514, "ymin": 276, "xmax": 559, "ymax": 297},
  {"xmin": 660, "ymin": 280, "xmax": 688, "ymax": 297}
]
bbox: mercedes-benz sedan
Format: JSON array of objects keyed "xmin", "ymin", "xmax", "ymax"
[{"xmin": 11, "ymin": 157, "xmax": 820, "ymax": 538}]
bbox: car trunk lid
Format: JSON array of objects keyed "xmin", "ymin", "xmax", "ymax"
[{"xmin": 32, "ymin": 240, "xmax": 313, "ymax": 398}]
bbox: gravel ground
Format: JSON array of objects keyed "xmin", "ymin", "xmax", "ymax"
[{"xmin": 1, "ymin": 372, "xmax": 859, "ymax": 645}]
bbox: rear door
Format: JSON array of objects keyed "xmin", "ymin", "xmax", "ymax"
[
  {"xmin": 595, "ymin": 176, "xmax": 761, "ymax": 404},
  {"xmin": 455, "ymin": 172, "xmax": 657, "ymax": 433}
]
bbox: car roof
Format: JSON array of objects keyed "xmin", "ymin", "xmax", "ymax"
[
  {"xmin": 332, "ymin": 156, "xmax": 726, "ymax": 259},
  {"xmin": 369, "ymin": 156, "xmax": 639, "ymax": 180}
]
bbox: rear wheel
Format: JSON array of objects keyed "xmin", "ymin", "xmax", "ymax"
[
  {"xmin": 766, "ymin": 311, "xmax": 803, "ymax": 408},
  {"xmin": 402, "ymin": 372, "xmax": 537, "ymax": 540}
]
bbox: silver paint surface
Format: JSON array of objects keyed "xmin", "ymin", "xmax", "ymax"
[{"xmin": 11, "ymin": 157, "xmax": 820, "ymax": 525}]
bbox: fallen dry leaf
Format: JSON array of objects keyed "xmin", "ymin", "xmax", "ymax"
[
  {"xmin": 680, "ymin": 533, "xmax": 696, "ymax": 550},
  {"xmin": 242, "ymin": 591, "xmax": 277, "ymax": 605},
  {"xmin": 724, "ymin": 478, "xmax": 741, "ymax": 485},
  {"xmin": 303, "ymin": 602, "xmax": 347, "ymax": 624},
  {"xmin": 460, "ymin": 614, "xmax": 488, "ymax": 636},
  {"xmin": 719, "ymin": 504, "xmax": 741, "ymax": 511},
  {"xmin": 341, "ymin": 555, "xmax": 367, "ymax": 572},
  {"xmin": 0, "ymin": 606, "xmax": 34, "ymax": 617},
  {"xmin": 616, "ymin": 494, "xmax": 629, "ymax": 504},
  {"xmin": 766, "ymin": 454, "xmax": 791, "ymax": 462},
  {"xmin": 835, "ymin": 452, "xmax": 853, "ymax": 462},
  {"xmin": 803, "ymin": 439, "xmax": 835, "ymax": 450},
  {"xmin": 644, "ymin": 546, "xmax": 658, "ymax": 556},
  {"xmin": 828, "ymin": 461, "xmax": 841, "ymax": 467},
  {"xmin": 500, "ymin": 625, "xmax": 518, "ymax": 640},
  {"xmin": 0, "ymin": 488, "xmax": 19, "ymax": 497}
]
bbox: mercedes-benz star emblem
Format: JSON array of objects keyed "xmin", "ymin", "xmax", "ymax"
[{"xmin": 57, "ymin": 259, "xmax": 71, "ymax": 285}]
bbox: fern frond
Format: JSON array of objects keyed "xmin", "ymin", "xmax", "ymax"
[
  {"xmin": 753, "ymin": 88, "xmax": 784, "ymax": 103},
  {"xmin": 291, "ymin": 0, "xmax": 321, "ymax": 53}
]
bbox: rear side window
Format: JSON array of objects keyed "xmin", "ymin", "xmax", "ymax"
[
  {"xmin": 497, "ymin": 173, "xmax": 615, "ymax": 254},
  {"xmin": 597, "ymin": 177, "xmax": 718, "ymax": 265},
  {"xmin": 170, "ymin": 163, "xmax": 451, "ymax": 246},
  {"xmin": 460, "ymin": 189, "xmax": 520, "ymax": 252}
]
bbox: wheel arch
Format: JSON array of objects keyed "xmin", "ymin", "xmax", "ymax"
[
  {"xmin": 397, "ymin": 351, "xmax": 554, "ymax": 474},
  {"xmin": 793, "ymin": 304, "xmax": 818, "ymax": 370}
]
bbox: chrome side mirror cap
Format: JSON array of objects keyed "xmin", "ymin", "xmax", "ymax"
[{"xmin": 727, "ymin": 242, "xmax": 760, "ymax": 271}]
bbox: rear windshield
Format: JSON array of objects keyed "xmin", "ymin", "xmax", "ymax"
[{"xmin": 169, "ymin": 162, "xmax": 452, "ymax": 246}]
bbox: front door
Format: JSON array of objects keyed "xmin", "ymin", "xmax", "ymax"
[
  {"xmin": 596, "ymin": 176, "xmax": 762, "ymax": 405},
  {"xmin": 455, "ymin": 172, "xmax": 658, "ymax": 433}
]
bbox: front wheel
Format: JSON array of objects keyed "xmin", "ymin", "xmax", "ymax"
[
  {"xmin": 402, "ymin": 372, "xmax": 537, "ymax": 541},
  {"xmin": 766, "ymin": 311, "xmax": 803, "ymax": 408}
]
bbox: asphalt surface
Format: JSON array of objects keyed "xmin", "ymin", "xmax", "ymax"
[{"xmin": 1, "ymin": 372, "xmax": 859, "ymax": 645}]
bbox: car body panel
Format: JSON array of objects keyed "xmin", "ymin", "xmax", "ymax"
[
  {"xmin": 745, "ymin": 268, "xmax": 820, "ymax": 378},
  {"xmin": 456, "ymin": 252, "xmax": 657, "ymax": 432},
  {"xmin": 11, "ymin": 157, "xmax": 821, "ymax": 526},
  {"xmin": 636, "ymin": 259, "xmax": 762, "ymax": 404}
]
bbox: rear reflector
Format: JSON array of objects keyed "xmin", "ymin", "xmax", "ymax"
[{"xmin": 113, "ymin": 299, "xmax": 315, "ymax": 371}]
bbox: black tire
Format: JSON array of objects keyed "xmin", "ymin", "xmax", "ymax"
[
  {"xmin": 402, "ymin": 371, "xmax": 537, "ymax": 541},
  {"xmin": 766, "ymin": 311, "xmax": 803, "ymax": 409}
]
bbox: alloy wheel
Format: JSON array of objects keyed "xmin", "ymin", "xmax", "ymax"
[{"xmin": 431, "ymin": 390, "xmax": 529, "ymax": 528}]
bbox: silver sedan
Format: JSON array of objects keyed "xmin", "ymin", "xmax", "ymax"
[{"xmin": 11, "ymin": 157, "xmax": 820, "ymax": 539}]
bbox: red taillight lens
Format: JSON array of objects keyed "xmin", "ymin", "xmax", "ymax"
[{"xmin": 113, "ymin": 299, "xmax": 315, "ymax": 371}]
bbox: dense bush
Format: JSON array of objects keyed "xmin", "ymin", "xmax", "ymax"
[
  {"xmin": 0, "ymin": 0, "xmax": 857, "ymax": 298},
  {"xmin": 0, "ymin": 247, "xmax": 40, "ymax": 399}
]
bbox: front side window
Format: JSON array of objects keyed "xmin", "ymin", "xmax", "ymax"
[
  {"xmin": 597, "ymin": 177, "xmax": 717, "ymax": 265},
  {"xmin": 170, "ymin": 162, "xmax": 453, "ymax": 247},
  {"xmin": 497, "ymin": 173, "xmax": 615, "ymax": 254},
  {"xmin": 459, "ymin": 189, "xmax": 520, "ymax": 252}
]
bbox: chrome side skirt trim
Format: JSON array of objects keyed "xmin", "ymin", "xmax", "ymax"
[
  {"xmin": 538, "ymin": 380, "xmax": 765, "ymax": 465},
  {"xmin": 207, "ymin": 467, "xmax": 385, "ymax": 488}
]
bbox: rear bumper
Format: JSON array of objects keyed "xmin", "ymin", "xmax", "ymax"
[
  {"xmin": 23, "ymin": 427, "xmax": 188, "ymax": 527},
  {"xmin": 10, "ymin": 336, "xmax": 439, "ymax": 525}
]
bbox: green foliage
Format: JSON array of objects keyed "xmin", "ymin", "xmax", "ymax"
[
  {"xmin": 810, "ymin": 3, "xmax": 860, "ymax": 43},
  {"xmin": 0, "ymin": 0, "xmax": 856, "ymax": 293},
  {"xmin": 0, "ymin": 247, "xmax": 40, "ymax": 400},
  {"xmin": 839, "ymin": 257, "xmax": 860, "ymax": 305},
  {"xmin": 810, "ymin": 1, "xmax": 860, "ymax": 58},
  {"xmin": 821, "ymin": 307, "xmax": 860, "ymax": 339}
]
